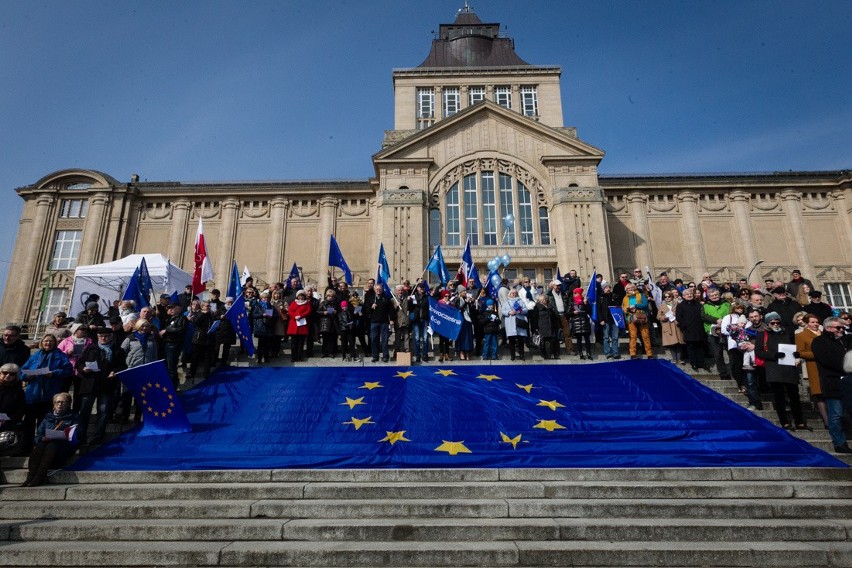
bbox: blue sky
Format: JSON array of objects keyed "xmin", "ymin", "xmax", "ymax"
[{"xmin": 1, "ymin": 1, "xmax": 850, "ymax": 301}]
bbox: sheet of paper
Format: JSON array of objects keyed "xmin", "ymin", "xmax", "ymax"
[
  {"xmin": 45, "ymin": 429, "xmax": 66, "ymax": 441},
  {"xmin": 777, "ymin": 344, "xmax": 797, "ymax": 366},
  {"xmin": 23, "ymin": 367, "xmax": 49, "ymax": 377},
  {"xmin": 296, "ymin": 317, "xmax": 307, "ymax": 327},
  {"xmin": 85, "ymin": 361, "xmax": 100, "ymax": 372},
  {"xmin": 264, "ymin": 308, "xmax": 274, "ymax": 317}
]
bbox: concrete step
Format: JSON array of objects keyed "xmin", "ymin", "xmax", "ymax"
[
  {"xmin": 2, "ymin": 539, "xmax": 850, "ymax": 567},
  {"xmin": 3, "ymin": 480, "xmax": 851, "ymax": 502}
]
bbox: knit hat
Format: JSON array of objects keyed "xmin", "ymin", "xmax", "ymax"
[
  {"xmin": 86, "ymin": 301, "xmax": 99, "ymax": 310},
  {"xmin": 340, "ymin": 301, "xmax": 349, "ymax": 309},
  {"xmin": 765, "ymin": 311, "xmax": 782, "ymax": 323},
  {"xmin": 70, "ymin": 323, "xmax": 84, "ymax": 334},
  {"xmin": 601, "ymin": 281, "xmax": 611, "ymax": 289}
]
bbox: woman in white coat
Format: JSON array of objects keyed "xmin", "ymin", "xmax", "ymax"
[{"xmin": 501, "ymin": 289, "xmax": 529, "ymax": 361}]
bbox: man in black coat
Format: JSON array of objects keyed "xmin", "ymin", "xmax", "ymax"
[
  {"xmin": 675, "ymin": 288, "xmax": 706, "ymax": 372},
  {"xmin": 369, "ymin": 284, "xmax": 392, "ymax": 362},
  {"xmin": 766, "ymin": 286, "xmax": 803, "ymax": 332},
  {"xmin": 811, "ymin": 317, "xmax": 851, "ymax": 454},
  {"xmin": 804, "ymin": 290, "xmax": 833, "ymax": 323},
  {"xmin": 0, "ymin": 326, "xmax": 30, "ymax": 367}
]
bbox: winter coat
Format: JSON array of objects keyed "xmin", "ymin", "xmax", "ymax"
[
  {"xmin": 407, "ymin": 291, "xmax": 430, "ymax": 323},
  {"xmin": 394, "ymin": 294, "xmax": 411, "ymax": 328},
  {"xmin": 658, "ymin": 301, "xmax": 685, "ymax": 346},
  {"xmin": 531, "ymin": 303, "xmax": 557, "ymax": 339},
  {"xmin": 675, "ymin": 299, "xmax": 706, "ymax": 343},
  {"xmin": 317, "ymin": 300, "xmax": 340, "ymax": 334},
  {"xmin": 34, "ymin": 408, "xmax": 78, "ymax": 446},
  {"xmin": 0, "ymin": 340, "xmax": 31, "ymax": 367},
  {"xmin": 75, "ymin": 342, "xmax": 126, "ymax": 397},
  {"xmin": 287, "ymin": 300, "xmax": 312, "ymax": 336},
  {"xmin": 121, "ymin": 332, "xmax": 159, "ymax": 369},
  {"xmin": 160, "ymin": 314, "xmax": 188, "ymax": 345},
  {"xmin": 621, "ymin": 292, "xmax": 650, "ymax": 326},
  {"xmin": 479, "ymin": 307, "xmax": 502, "ymax": 335},
  {"xmin": 189, "ymin": 310, "xmax": 214, "ymax": 344},
  {"xmin": 0, "ymin": 378, "xmax": 25, "ymax": 430},
  {"xmin": 270, "ymin": 299, "xmax": 289, "ymax": 336},
  {"xmin": 501, "ymin": 298, "xmax": 529, "ymax": 337},
  {"xmin": 795, "ymin": 328, "xmax": 822, "ymax": 396},
  {"xmin": 21, "ymin": 348, "xmax": 73, "ymax": 405},
  {"xmin": 702, "ymin": 300, "xmax": 730, "ymax": 335},
  {"xmin": 569, "ymin": 301, "xmax": 593, "ymax": 336},
  {"xmin": 811, "ymin": 333, "xmax": 851, "ymax": 399},
  {"xmin": 755, "ymin": 327, "xmax": 800, "ymax": 386},
  {"xmin": 57, "ymin": 336, "xmax": 92, "ymax": 371}
]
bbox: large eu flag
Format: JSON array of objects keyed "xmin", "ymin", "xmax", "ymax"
[
  {"xmin": 226, "ymin": 293, "xmax": 256, "ymax": 356},
  {"xmin": 116, "ymin": 360, "xmax": 191, "ymax": 436}
]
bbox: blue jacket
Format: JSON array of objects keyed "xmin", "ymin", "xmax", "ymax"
[
  {"xmin": 21, "ymin": 349, "xmax": 73, "ymax": 405},
  {"xmin": 34, "ymin": 408, "xmax": 78, "ymax": 446}
]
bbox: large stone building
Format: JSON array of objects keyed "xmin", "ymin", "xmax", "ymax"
[{"xmin": 2, "ymin": 7, "xmax": 851, "ymax": 327}]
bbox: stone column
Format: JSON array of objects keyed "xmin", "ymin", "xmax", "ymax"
[
  {"xmin": 729, "ymin": 190, "xmax": 759, "ymax": 278},
  {"xmin": 266, "ymin": 198, "xmax": 289, "ymax": 283},
  {"xmin": 15, "ymin": 193, "xmax": 55, "ymax": 322},
  {"xmin": 217, "ymin": 199, "xmax": 240, "ymax": 287},
  {"xmin": 550, "ymin": 186, "xmax": 612, "ymax": 279},
  {"xmin": 434, "ymin": 86, "xmax": 443, "ymax": 122},
  {"xmin": 831, "ymin": 189, "xmax": 852, "ymax": 255},
  {"xmin": 626, "ymin": 193, "xmax": 652, "ymax": 270},
  {"xmin": 78, "ymin": 192, "xmax": 110, "ymax": 266},
  {"xmin": 460, "ymin": 85, "xmax": 469, "ymax": 110},
  {"xmin": 678, "ymin": 191, "xmax": 706, "ymax": 280},
  {"xmin": 168, "ymin": 199, "xmax": 192, "ymax": 267},
  {"xmin": 317, "ymin": 197, "xmax": 339, "ymax": 280},
  {"xmin": 780, "ymin": 189, "xmax": 815, "ymax": 281}
]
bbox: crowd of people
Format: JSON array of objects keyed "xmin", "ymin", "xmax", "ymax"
[{"xmin": 1, "ymin": 265, "xmax": 850, "ymax": 481}]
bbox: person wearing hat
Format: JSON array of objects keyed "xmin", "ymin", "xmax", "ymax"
[
  {"xmin": 75, "ymin": 327, "xmax": 126, "ymax": 447},
  {"xmin": 44, "ymin": 312, "xmax": 71, "ymax": 340},
  {"xmin": 287, "ymin": 290, "xmax": 313, "ymax": 363},
  {"xmin": 159, "ymin": 304, "xmax": 188, "ymax": 385},
  {"xmin": 810, "ymin": 317, "xmax": 852, "ymax": 453},
  {"xmin": 804, "ymin": 290, "xmax": 833, "ymax": 323},
  {"xmin": 75, "ymin": 301, "xmax": 105, "ymax": 337},
  {"xmin": 754, "ymin": 311, "xmax": 810, "ymax": 432},
  {"xmin": 786, "ymin": 269, "xmax": 814, "ymax": 301},
  {"xmin": 177, "ymin": 285, "xmax": 197, "ymax": 312},
  {"xmin": 766, "ymin": 286, "xmax": 803, "ymax": 335}
]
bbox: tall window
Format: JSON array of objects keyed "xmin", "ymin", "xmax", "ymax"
[
  {"xmin": 468, "ymin": 86, "xmax": 485, "ymax": 106},
  {"xmin": 518, "ymin": 183, "xmax": 534, "ymax": 245},
  {"xmin": 440, "ymin": 171, "xmax": 548, "ymax": 247},
  {"xmin": 59, "ymin": 199, "xmax": 88, "ymax": 218},
  {"xmin": 39, "ymin": 288, "xmax": 70, "ymax": 323},
  {"xmin": 443, "ymin": 87, "xmax": 460, "ymax": 117},
  {"xmin": 416, "ymin": 87, "xmax": 434, "ymax": 129},
  {"xmin": 445, "ymin": 185, "xmax": 460, "ymax": 246},
  {"xmin": 520, "ymin": 86, "xmax": 538, "ymax": 117},
  {"xmin": 50, "ymin": 230, "xmax": 82, "ymax": 270},
  {"xmin": 825, "ymin": 283, "xmax": 851, "ymax": 311},
  {"xmin": 499, "ymin": 173, "xmax": 515, "ymax": 245},
  {"xmin": 463, "ymin": 174, "xmax": 478, "ymax": 245},
  {"xmin": 539, "ymin": 207, "xmax": 551, "ymax": 245},
  {"xmin": 495, "ymin": 86, "xmax": 511, "ymax": 109},
  {"xmin": 481, "ymin": 172, "xmax": 497, "ymax": 245}
]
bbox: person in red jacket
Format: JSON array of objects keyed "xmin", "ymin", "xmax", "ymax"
[{"xmin": 287, "ymin": 290, "xmax": 313, "ymax": 363}]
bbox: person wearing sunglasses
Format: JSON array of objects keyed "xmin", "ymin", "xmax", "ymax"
[
  {"xmin": 810, "ymin": 317, "xmax": 852, "ymax": 453},
  {"xmin": 754, "ymin": 312, "xmax": 810, "ymax": 432}
]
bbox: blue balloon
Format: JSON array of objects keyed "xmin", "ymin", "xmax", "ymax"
[
  {"xmin": 487, "ymin": 259, "xmax": 498, "ymax": 272},
  {"xmin": 501, "ymin": 254, "xmax": 511, "ymax": 266},
  {"xmin": 490, "ymin": 273, "xmax": 502, "ymax": 288}
]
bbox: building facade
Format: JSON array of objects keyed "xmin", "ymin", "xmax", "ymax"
[{"xmin": 2, "ymin": 7, "xmax": 851, "ymax": 327}]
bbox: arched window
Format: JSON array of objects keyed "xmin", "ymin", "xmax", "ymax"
[{"xmin": 442, "ymin": 170, "xmax": 549, "ymax": 247}]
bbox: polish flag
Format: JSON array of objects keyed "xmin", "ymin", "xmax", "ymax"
[{"xmin": 192, "ymin": 217, "xmax": 214, "ymax": 295}]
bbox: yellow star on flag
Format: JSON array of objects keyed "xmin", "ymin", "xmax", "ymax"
[
  {"xmin": 435, "ymin": 440, "xmax": 472, "ymax": 455},
  {"xmin": 477, "ymin": 374, "xmax": 501, "ymax": 382},
  {"xmin": 516, "ymin": 383, "xmax": 537, "ymax": 393},
  {"xmin": 378, "ymin": 431, "xmax": 410, "ymax": 445},
  {"xmin": 359, "ymin": 382, "xmax": 383, "ymax": 390},
  {"xmin": 537, "ymin": 400, "xmax": 565, "ymax": 411},
  {"xmin": 533, "ymin": 419, "xmax": 566, "ymax": 432},
  {"xmin": 435, "ymin": 369, "xmax": 456, "ymax": 377},
  {"xmin": 343, "ymin": 416, "xmax": 375, "ymax": 430},
  {"xmin": 394, "ymin": 371, "xmax": 415, "ymax": 379},
  {"xmin": 500, "ymin": 432, "xmax": 523, "ymax": 449},
  {"xmin": 341, "ymin": 397, "xmax": 366, "ymax": 409}
]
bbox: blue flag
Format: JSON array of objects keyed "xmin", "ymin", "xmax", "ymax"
[
  {"xmin": 225, "ymin": 293, "xmax": 256, "ymax": 356},
  {"xmin": 586, "ymin": 269, "xmax": 598, "ymax": 321},
  {"xmin": 329, "ymin": 235, "xmax": 352, "ymax": 285},
  {"xmin": 556, "ymin": 267, "xmax": 562, "ymax": 281},
  {"xmin": 609, "ymin": 306, "xmax": 626, "ymax": 329},
  {"xmin": 484, "ymin": 269, "xmax": 501, "ymax": 299},
  {"xmin": 426, "ymin": 245, "xmax": 452, "ymax": 285},
  {"xmin": 284, "ymin": 263, "xmax": 301, "ymax": 290},
  {"xmin": 121, "ymin": 257, "xmax": 152, "ymax": 309},
  {"xmin": 376, "ymin": 243, "xmax": 392, "ymax": 297},
  {"xmin": 227, "ymin": 260, "xmax": 242, "ymax": 299},
  {"xmin": 459, "ymin": 237, "xmax": 481, "ymax": 288},
  {"xmin": 427, "ymin": 295, "xmax": 462, "ymax": 341},
  {"xmin": 116, "ymin": 360, "xmax": 191, "ymax": 436},
  {"xmin": 169, "ymin": 290, "xmax": 179, "ymax": 304}
]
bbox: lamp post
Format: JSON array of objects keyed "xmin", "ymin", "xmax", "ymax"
[{"xmin": 746, "ymin": 260, "xmax": 765, "ymax": 284}]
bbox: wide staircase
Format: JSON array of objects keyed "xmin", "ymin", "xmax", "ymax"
[{"xmin": 0, "ymin": 366, "xmax": 850, "ymax": 567}]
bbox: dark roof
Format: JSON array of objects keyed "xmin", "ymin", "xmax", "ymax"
[{"xmin": 416, "ymin": 7, "xmax": 530, "ymax": 68}]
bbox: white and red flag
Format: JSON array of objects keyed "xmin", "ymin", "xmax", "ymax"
[{"xmin": 192, "ymin": 217, "xmax": 214, "ymax": 295}]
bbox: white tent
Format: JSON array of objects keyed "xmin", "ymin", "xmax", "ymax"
[{"xmin": 70, "ymin": 254, "xmax": 193, "ymax": 316}]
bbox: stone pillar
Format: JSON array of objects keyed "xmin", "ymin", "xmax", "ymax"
[
  {"xmin": 831, "ymin": 188, "xmax": 852, "ymax": 255},
  {"xmin": 729, "ymin": 191, "xmax": 760, "ymax": 279},
  {"xmin": 168, "ymin": 199, "xmax": 191, "ymax": 266},
  {"xmin": 78, "ymin": 192, "xmax": 110, "ymax": 266},
  {"xmin": 434, "ymin": 86, "xmax": 443, "ymax": 122},
  {"xmin": 780, "ymin": 189, "xmax": 815, "ymax": 281},
  {"xmin": 550, "ymin": 186, "xmax": 612, "ymax": 279},
  {"xmin": 318, "ymin": 196, "xmax": 338, "ymax": 278},
  {"xmin": 377, "ymin": 189, "xmax": 427, "ymax": 282},
  {"xmin": 678, "ymin": 191, "xmax": 706, "ymax": 280},
  {"xmin": 15, "ymin": 193, "xmax": 55, "ymax": 322},
  {"xmin": 266, "ymin": 198, "xmax": 289, "ymax": 283},
  {"xmin": 217, "ymin": 199, "xmax": 240, "ymax": 287},
  {"xmin": 460, "ymin": 85, "xmax": 469, "ymax": 110},
  {"xmin": 626, "ymin": 193, "xmax": 652, "ymax": 270}
]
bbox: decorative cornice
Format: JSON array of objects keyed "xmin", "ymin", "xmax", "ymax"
[
  {"xmin": 551, "ymin": 186, "xmax": 604, "ymax": 205},
  {"xmin": 380, "ymin": 190, "xmax": 426, "ymax": 206}
]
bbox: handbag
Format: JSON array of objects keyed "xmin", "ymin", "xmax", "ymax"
[
  {"xmin": 516, "ymin": 318, "xmax": 529, "ymax": 330},
  {"xmin": 633, "ymin": 310, "xmax": 648, "ymax": 324},
  {"xmin": 530, "ymin": 332, "xmax": 542, "ymax": 348},
  {"xmin": 754, "ymin": 331, "xmax": 768, "ymax": 368},
  {"xmin": 0, "ymin": 430, "xmax": 23, "ymax": 457}
]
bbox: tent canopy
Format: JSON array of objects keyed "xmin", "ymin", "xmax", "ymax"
[{"xmin": 70, "ymin": 254, "xmax": 192, "ymax": 316}]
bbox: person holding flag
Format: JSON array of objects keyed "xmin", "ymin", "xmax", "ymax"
[
  {"xmin": 192, "ymin": 217, "xmax": 214, "ymax": 296},
  {"xmin": 569, "ymin": 287, "xmax": 594, "ymax": 359},
  {"xmin": 597, "ymin": 281, "xmax": 623, "ymax": 359},
  {"xmin": 457, "ymin": 237, "xmax": 480, "ymax": 288},
  {"xmin": 425, "ymin": 245, "xmax": 452, "ymax": 286}
]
